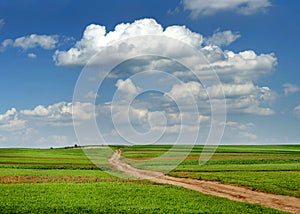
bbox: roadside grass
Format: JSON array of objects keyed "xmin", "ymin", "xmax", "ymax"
[
  {"xmin": 0, "ymin": 182, "xmax": 285, "ymax": 214},
  {"xmin": 169, "ymin": 171, "xmax": 300, "ymax": 198}
]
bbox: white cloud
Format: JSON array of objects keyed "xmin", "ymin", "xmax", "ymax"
[
  {"xmin": 294, "ymin": 105, "xmax": 300, "ymax": 120},
  {"xmin": 164, "ymin": 80, "xmax": 275, "ymax": 116},
  {"xmin": 239, "ymin": 131, "xmax": 257, "ymax": 140},
  {"xmin": 0, "ymin": 108, "xmax": 26, "ymax": 131},
  {"xmin": 53, "ymin": 19, "xmax": 277, "ymax": 93},
  {"xmin": 21, "ymin": 102, "xmax": 95, "ymax": 124},
  {"xmin": 14, "ymin": 34, "xmax": 58, "ymax": 50},
  {"xmin": 166, "ymin": 81, "xmax": 202, "ymax": 101},
  {"xmin": 208, "ymin": 82, "xmax": 256, "ymax": 98},
  {"xmin": 27, "ymin": 53, "xmax": 37, "ymax": 58},
  {"xmin": 0, "ymin": 102, "xmax": 96, "ymax": 147},
  {"xmin": 283, "ymin": 83, "xmax": 300, "ymax": 95},
  {"xmin": 0, "ymin": 39, "xmax": 13, "ymax": 51},
  {"xmin": 53, "ymin": 19, "xmax": 277, "ymax": 120},
  {"xmin": 183, "ymin": 0, "xmax": 272, "ymax": 18},
  {"xmin": 222, "ymin": 121, "xmax": 258, "ymax": 143},
  {"xmin": 226, "ymin": 85, "xmax": 276, "ymax": 116},
  {"xmin": 226, "ymin": 121, "xmax": 255, "ymax": 130},
  {"xmin": 195, "ymin": 48, "xmax": 277, "ymax": 83},
  {"xmin": 204, "ymin": 30, "xmax": 241, "ymax": 46},
  {"xmin": 53, "ymin": 18, "xmax": 203, "ymax": 66},
  {"xmin": 1, "ymin": 34, "xmax": 59, "ymax": 51},
  {"xmin": 85, "ymin": 91, "xmax": 99, "ymax": 99},
  {"xmin": 115, "ymin": 79, "xmax": 140, "ymax": 96}
]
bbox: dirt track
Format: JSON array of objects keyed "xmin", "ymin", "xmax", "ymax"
[{"xmin": 109, "ymin": 149, "xmax": 300, "ymax": 213}]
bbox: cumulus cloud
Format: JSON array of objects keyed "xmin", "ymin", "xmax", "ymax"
[
  {"xmin": 27, "ymin": 53, "xmax": 37, "ymax": 58},
  {"xmin": 208, "ymin": 82, "xmax": 256, "ymax": 98},
  {"xmin": 0, "ymin": 108, "xmax": 26, "ymax": 131},
  {"xmin": 53, "ymin": 18, "xmax": 203, "ymax": 66},
  {"xmin": 0, "ymin": 18, "xmax": 277, "ymax": 146},
  {"xmin": 53, "ymin": 18, "xmax": 276, "ymax": 86},
  {"xmin": 283, "ymin": 83, "xmax": 300, "ymax": 95},
  {"xmin": 164, "ymin": 80, "xmax": 275, "ymax": 116},
  {"xmin": 0, "ymin": 102, "xmax": 97, "ymax": 147},
  {"xmin": 183, "ymin": 0, "xmax": 272, "ymax": 18},
  {"xmin": 227, "ymin": 85, "xmax": 276, "ymax": 115},
  {"xmin": 21, "ymin": 102, "xmax": 95, "ymax": 124},
  {"xmin": 239, "ymin": 131, "xmax": 257, "ymax": 140},
  {"xmin": 294, "ymin": 105, "xmax": 300, "ymax": 120},
  {"xmin": 204, "ymin": 30, "xmax": 241, "ymax": 46},
  {"xmin": 166, "ymin": 81, "xmax": 202, "ymax": 101},
  {"xmin": 0, "ymin": 39, "xmax": 12, "ymax": 52},
  {"xmin": 14, "ymin": 34, "xmax": 58, "ymax": 50},
  {"xmin": 1, "ymin": 34, "xmax": 59, "ymax": 51},
  {"xmin": 195, "ymin": 48, "xmax": 277, "ymax": 83},
  {"xmin": 115, "ymin": 79, "xmax": 140, "ymax": 96},
  {"xmin": 85, "ymin": 91, "xmax": 99, "ymax": 99},
  {"xmin": 226, "ymin": 121, "xmax": 255, "ymax": 130}
]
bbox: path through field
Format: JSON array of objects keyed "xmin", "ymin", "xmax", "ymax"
[{"xmin": 109, "ymin": 149, "xmax": 300, "ymax": 213}]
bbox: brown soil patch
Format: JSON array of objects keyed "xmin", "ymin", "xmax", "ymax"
[
  {"xmin": 0, "ymin": 155, "xmax": 88, "ymax": 161},
  {"xmin": 0, "ymin": 175, "xmax": 153, "ymax": 185},
  {"xmin": 110, "ymin": 149, "xmax": 300, "ymax": 213},
  {"xmin": 0, "ymin": 161, "xmax": 95, "ymax": 166},
  {"xmin": 126, "ymin": 155, "xmax": 300, "ymax": 161},
  {"xmin": 124, "ymin": 149, "xmax": 198, "ymax": 153}
]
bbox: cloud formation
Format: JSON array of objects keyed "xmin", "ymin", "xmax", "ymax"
[
  {"xmin": 294, "ymin": 105, "xmax": 300, "ymax": 120},
  {"xmin": 55, "ymin": 18, "xmax": 277, "ymax": 117},
  {"xmin": 283, "ymin": 83, "xmax": 300, "ymax": 95},
  {"xmin": 1, "ymin": 34, "xmax": 59, "ymax": 51},
  {"xmin": 27, "ymin": 53, "xmax": 37, "ymax": 58},
  {"xmin": 0, "ymin": 108, "xmax": 26, "ymax": 131},
  {"xmin": 53, "ymin": 18, "xmax": 203, "ymax": 66},
  {"xmin": 204, "ymin": 30, "xmax": 241, "ymax": 46},
  {"xmin": 0, "ymin": 18, "xmax": 280, "ymax": 146},
  {"xmin": 0, "ymin": 102, "xmax": 97, "ymax": 147},
  {"xmin": 183, "ymin": 0, "xmax": 271, "ymax": 18}
]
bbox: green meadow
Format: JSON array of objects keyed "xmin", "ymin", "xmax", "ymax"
[{"xmin": 0, "ymin": 145, "xmax": 297, "ymax": 213}]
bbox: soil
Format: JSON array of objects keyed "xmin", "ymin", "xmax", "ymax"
[
  {"xmin": 0, "ymin": 175, "xmax": 152, "ymax": 185},
  {"xmin": 109, "ymin": 149, "xmax": 300, "ymax": 213},
  {"xmin": 0, "ymin": 161, "xmax": 95, "ymax": 166},
  {"xmin": 126, "ymin": 155, "xmax": 300, "ymax": 161},
  {"xmin": 0, "ymin": 155, "xmax": 88, "ymax": 160}
]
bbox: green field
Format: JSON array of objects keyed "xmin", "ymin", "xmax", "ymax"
[
  {"xmin": 0, "ymin": 146, "xmax": 296, "ymax": 213},
  {"xmin": 122, "ymin": 145, "xmax": 300, "ymax": 197}
]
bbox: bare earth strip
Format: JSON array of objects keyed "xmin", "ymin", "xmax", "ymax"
[
  {"xmin": 127, "ymin": 155, "xmax": 300, "ymax": 160},
  {"xmin": 109, "ymin": 149, "xmax": 300, "ymax": 213},
  {"xmin": 0, "ymin": 156, "xmax": 88, "ymax": 160},
  {"xmin": 0, "ymin": 176, "xmax": 151, "ymax": 185},
  {"xmin": 0, "ymin": 162, "xmax": 95, "ymax": 166}
]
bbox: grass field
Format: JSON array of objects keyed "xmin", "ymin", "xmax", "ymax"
[
  {"xmin": 0, "ymin": 146, "xmax": 287, "ymax": 213},
  {"xmin": 122, "ymin": 145, "xmax": 300, "ymax": 198}
]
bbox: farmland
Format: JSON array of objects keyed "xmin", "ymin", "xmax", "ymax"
[
  {"xmin": 0, "ymin": 146, "xmax": 297, "ymax": 213},
  {"xmin": 122, "ymin": 145, "xmax": 300, "ymax": 198}
]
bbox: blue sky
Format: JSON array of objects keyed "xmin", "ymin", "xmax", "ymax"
[{"xmin": 0, "ymin": 0, "xmax": 300, "ymax": 147}]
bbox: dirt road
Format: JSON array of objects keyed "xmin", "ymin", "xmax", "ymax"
[{"xmin": 109, "ymin": 149, "xmax": 300, "ymax": 213}]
